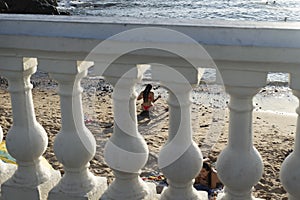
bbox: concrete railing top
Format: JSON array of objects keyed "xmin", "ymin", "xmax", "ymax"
[
  {"xmin": 1, "ymin": 14, "xmax": 300, "ymax": 46},
  {"xmin": 1, "ymin": 14, "xmax": 300, "ymax": 74}
]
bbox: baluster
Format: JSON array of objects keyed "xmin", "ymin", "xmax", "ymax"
[
  {"xmin": 0, "ymin": 125, "xmax": 17, "ymax": 192},
  {"xmin": 101, "ymin": 64, "xmax": 156, "ymax": 200},
  {"xmin": 216, "ymin": 69, "xmax": 266, "ymax": 200},
  {"xmin": 149, "ymin": 63, "xmax": 205, "ymax": 199},
  {"xmin": 43, "ymin": 60, "xmax": 107, "ymax": 200},
  {"xmin": 280, "ymin": 74, "xmax": 300, "ymax": 200},
  {"xmin": 158, "ymin": 83, "xmax": 204, "ymax": 200},
  {"xmin": 0, "ymin": 57, "xmax": 60, "ymax": 200}
]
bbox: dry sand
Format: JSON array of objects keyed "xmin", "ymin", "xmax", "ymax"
[{"xmin": 0, "ymin": 80, "xmax": 297, "ymax": 200}]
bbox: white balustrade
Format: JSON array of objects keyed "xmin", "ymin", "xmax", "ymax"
[
  {"xmin": 0, "ymin": 14, "xmax": 300, "ymax": 200},
  {"xmin": 216, "ymin": 69, "xmax": 266, "ymax": 200},
  {"xmin": 38, "ymin": 59, "xmax": 107, "ymax": 200},
  {"xmin": 101, "ymin": 64, "xmax": 156, "ymax": 200},
  {"xmin": 280, "ymin": 73, "xmax": 300, "ymax": 200},
  {"xmin": 0, "ymin": 56, "xmax": 60, "ymax": 200}
]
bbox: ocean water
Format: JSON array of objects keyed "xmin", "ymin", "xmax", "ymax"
[{"xmin": 58, "ymin": 0, "xmax": 300, "ymax": 22}]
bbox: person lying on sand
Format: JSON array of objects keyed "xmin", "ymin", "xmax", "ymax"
[{"xmin": 194, "ymin": 158, "xmax": 223, "ymax": 199}]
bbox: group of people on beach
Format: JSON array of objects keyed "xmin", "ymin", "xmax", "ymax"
[{"xmin": 137, "ymin": 84, "xmax": 223, "ymax": 199}]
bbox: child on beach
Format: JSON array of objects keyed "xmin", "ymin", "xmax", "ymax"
[
  {"xmin": 194, "ymin": 158, "xmax": 223, "ymax": 199},
  {"xmin": 137, "ymin": 84, "xmax": 161, "ymax": 119}
]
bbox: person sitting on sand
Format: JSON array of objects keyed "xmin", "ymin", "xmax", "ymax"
[
  {"xmin": 137, "ymin": 84, "xmax": 161, "ymax": 118},
  {"xmin": 194, "ymin": 159, "xmax": 223, "ymax": 199}
]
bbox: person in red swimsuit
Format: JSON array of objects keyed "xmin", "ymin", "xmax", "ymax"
[{"xmin": 137, "ymin": 84, "xmax": 161, "ymax": 118}]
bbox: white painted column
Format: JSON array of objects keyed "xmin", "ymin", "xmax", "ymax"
[
  {"xmin": 280, "ymin": 73, "xmax": 300, "ymax": 200},
  {"xmin": 149, "ymin": 63, "xmax": 205, "ymax": 199},
  {"xmin": 44, "ymin": 60, "xmax": 107, "ymax": 200},
  {"xmin": 216, "ymin": 69, "xmax": 266, "ymax": 200},
  {"xmin": 0, "ymin": 57, "xmax": 60, "ymax": 200},
  {"xmin": 0, "ymin": 125, "xmax": 17, "ymax": 192},
  {"xmin": 101, "ymin": 64, "xmax": 156, "ymax": 200},
  {"xmin": 158, "ymin": 83, "xmax": 204, "ymax": 200}
]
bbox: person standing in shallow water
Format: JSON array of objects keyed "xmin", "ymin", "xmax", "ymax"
[{"xmin": 137, "ymin": 84, "xmax": 161, "ymax": 119}]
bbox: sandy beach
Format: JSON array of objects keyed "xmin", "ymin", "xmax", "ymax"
[{"xmin": 0, "ymin": 76, "xmax": 297, "ymax": 200}]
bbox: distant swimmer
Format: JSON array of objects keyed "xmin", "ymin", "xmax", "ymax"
[{"xmin": 284, "ymin": 17, "xmax": 288, "ymax": 22}]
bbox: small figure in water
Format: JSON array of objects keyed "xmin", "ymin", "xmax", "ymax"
[{"xmin": 137, "ymin": 84, "xmax": 161, "ymax": 119}]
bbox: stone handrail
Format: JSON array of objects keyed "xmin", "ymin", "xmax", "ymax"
[{"xmin": 0, "ymin": 14, "xmax": 300, "ymax": 200}]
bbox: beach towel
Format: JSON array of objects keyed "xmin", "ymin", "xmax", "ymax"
[
  {"xmin": 0, "ymin": 141, "xmax": 53, "ymax": 170},
  {"xmin": 0, "ymin": 141, "xmax": 16, "ymax": 164}
]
